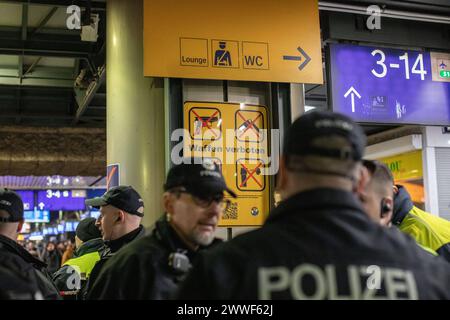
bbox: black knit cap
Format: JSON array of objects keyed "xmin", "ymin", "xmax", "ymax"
[{"xmin": 76, "ymin": 217, "xmax": 101, "ymax": 242}]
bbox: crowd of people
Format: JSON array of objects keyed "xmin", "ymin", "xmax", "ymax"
[
  {"xmin": 18, "ymin": 240, "xmax": 75, "ymax": 273},
  {"xmin": 1, "ymin": 111, "xmax": 450, "ymax": 300}
]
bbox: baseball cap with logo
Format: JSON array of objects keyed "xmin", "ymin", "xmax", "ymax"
[
  {"xmin": 0, "ymin": 189, "xmax": 24, "ymax": 223},
  {"xmin": 85, "ymin": 186, "xmax": 144, "ymax": 217},
  {"xmin": 164, "ymin": 158, "xmax": 236, "ymax": 199},
  {"xmin": 283, "ymin": 110, "xmax": 366, "ymax": 161}
]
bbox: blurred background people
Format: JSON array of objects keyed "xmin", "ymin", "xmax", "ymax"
[{"xmin": 42, "ymin": 242, "xmax": 62, "ymax": 274}]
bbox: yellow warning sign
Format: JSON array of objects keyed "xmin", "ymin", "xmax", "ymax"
[
  {"xmin": 183, "ymin": 101, "xmax": 270, "ymax": 226},
  {"xmin": 144, "ymin": 0, "xmax": 323, "ymax": 84}
]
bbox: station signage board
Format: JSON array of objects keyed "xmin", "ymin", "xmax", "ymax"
[
  {"xmin": 329, "ymin": 43, "xmax": 450, "ymax": 125},
  {"xmin": 15, "ymin": 190, "xmax": 34, "ymax": 211},
  {"xmin": 143, "ymin": 0, "xmax": 323, "ymax": 84},
  {"xmin": 36, "ymin": 190, "xmax": 86, "ymax": 211},
  {"xmin": 182, "ymin": 101, "xmax": 271, "ymax": 226}
]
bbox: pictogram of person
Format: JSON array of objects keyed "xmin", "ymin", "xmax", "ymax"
[{"xmin": 214, "ymin": 42, "xmax": 232, "ymax": 67}]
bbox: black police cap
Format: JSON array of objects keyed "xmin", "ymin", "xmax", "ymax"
[
  {"xmin": 0, "ymin": 189, "xmax": 24, "ymax": 223},
  {"xmin": 85, "ymin": 186, "xmax": 144, "ymax": 217},
  {"xmin": 283, "ymin": 111, "xmax": 366, "ymax": 161},
  {"xmin": 164, "ymin": 158, "xmax": 236, "ymax": 199}
]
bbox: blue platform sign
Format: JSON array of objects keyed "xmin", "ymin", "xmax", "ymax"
[{"xmin": 329, "ymin": 43, "xmax": 450, "ymax": 125}]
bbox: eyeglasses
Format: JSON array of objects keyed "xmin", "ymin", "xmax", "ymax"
[{"xmin": 169, "ymin": 188, "xmax": 231, "ymax": 210}]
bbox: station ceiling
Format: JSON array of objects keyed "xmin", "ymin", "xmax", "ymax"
[{"xmin": 0, "ymin": 0, "xmax": 106, "ymax": 127}]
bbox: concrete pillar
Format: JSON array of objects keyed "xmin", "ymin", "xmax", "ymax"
[
  {"xmin": 107, "ymin": 0, "xmax": 165, "ymax": 227},
  {"xmin": 290, "ymin": 83, "xmax": 305, "ymax": 122}
]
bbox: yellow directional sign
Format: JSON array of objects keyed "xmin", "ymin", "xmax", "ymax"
[
  {"xmin": 183, "ymin": 101, "xmax": 271, "ymax": 226},
  {"xmin": 144, "ymin": 0, "xmax": 323, "ymax": 84}
]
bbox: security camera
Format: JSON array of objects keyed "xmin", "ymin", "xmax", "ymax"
[{"xmin": 81, "ymin": 13, "xmax": 99, "ymax": 42}]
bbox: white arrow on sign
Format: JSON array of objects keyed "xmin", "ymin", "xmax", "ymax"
[
  {"xmin": 38, "ymin": 202, "xmax": 45, "ymax": 210},
  {"xmin": 344, "ymin": 86, "xmax": 361, "ymax": 113}
]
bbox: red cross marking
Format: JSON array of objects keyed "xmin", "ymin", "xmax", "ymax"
[
  {"xmin": 237, "ymin": 111, "xmax": 262, "ymax": 139},
  {"xmin": 240, "ymin": 162, "xmax": 263, "ymax": 188},
  {"xmin": 192, "ymin": 109, "xmax": 220, "ymax": 138}
]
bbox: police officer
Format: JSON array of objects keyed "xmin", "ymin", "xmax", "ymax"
[
  {"xmin": 360, "ymin": 160, "xmax": 438, "ymax": 256},
  {"xmin": 359, "ymin": 159, "xmax": 395, "ymax": 227},
  {"xmin": 177, "ymin": 111, "xmax": 450, "ymax": 300},
  {"xmin": 0, "ymin": 188, "xmax": 60, "ymax": 299},
  {"xmin": 53, "ymin": 217, "xmax": 103, "ymax": 298},
  {"xmin": 81, "ymin": 186, "xmax": 146, "ymax": 298},
  {"xmin": 86, "ymin": 159, "xmax": 234, "ymax": 299}
]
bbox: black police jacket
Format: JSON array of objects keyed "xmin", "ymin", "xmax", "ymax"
[
  {"xmin": 0, "ymin": 263, "xmax": 41, "ymax": 299},
  {"xmin": 0, "ymin": 235, "xmax": 60, "ymax": 300},
  {"xmin": 82, "ymin": 225, "xmax": 146, "ymax": 299},
  {"xmin": 177, "ymin": 188, "xmax": 450, "ymax": 300},
  {"xmin": 86, "ymin": 215, "xmax": 222, "ymax": 300}
]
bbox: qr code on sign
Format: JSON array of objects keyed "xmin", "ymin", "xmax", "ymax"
[{"xmin": 223, "ymin": 201, "xmax": 238, "ymax": 220}]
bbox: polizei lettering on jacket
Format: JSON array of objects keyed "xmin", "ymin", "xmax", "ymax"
[{"xmin": 258, "ymin": 264, "xmax": 418, "ymax": 300}]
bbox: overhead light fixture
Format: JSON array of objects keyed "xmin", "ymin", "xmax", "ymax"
[{"xmin": 81, "ymin": 13, "xmax": 100, "ymax": 42}]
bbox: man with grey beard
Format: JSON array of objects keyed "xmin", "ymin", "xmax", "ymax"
[{"xmin": 87, "ymin": 158, "xmax": 235, "ymax": 299}]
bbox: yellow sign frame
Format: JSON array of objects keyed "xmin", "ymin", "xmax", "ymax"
[
  {"xmin": 144, "ymin": 0, "xmax": 323, "ymax": 84},
  {"xmin": 183, "ymin": 101, "xmax": 271, "ymax": 227}
]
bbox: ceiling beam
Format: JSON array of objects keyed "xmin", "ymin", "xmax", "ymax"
[
  {"xmin": 0, "ymin": 0, "xmax": 106, "ymax": 11},
  {"xmin": 31, "ymin": 6, "xmax": 58, "ymax": 36}
]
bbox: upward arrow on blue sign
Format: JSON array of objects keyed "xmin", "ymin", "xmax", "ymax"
[{"xmin": 344, "ymin": 86, "xmax": 361, "ymax": 113}]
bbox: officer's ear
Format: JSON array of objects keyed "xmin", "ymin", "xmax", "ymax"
[
  {"xmin": 163, "ymin": 192, "xmax": 174, "ymax": 215},
  {"xmin": 115, "ymin": 210, "xmax": 125, "ymax": 224},
  {"xmin": 16, "ymin": 219, "xmax": 24, "ymax": 233},
  {"xmin": 353, "ymin": 163, "xmax": 370, "ymax": 195},
  {"xmin": 380, "ymin": 197, "xmax": 394, "ymax": 227},
  {"xmin": 275, "ymin": 156, "xmax": 288, "ymax": 199},
  {"xmin": 393, "ymin": 185, "xmax": 399, "ymax": 195}
]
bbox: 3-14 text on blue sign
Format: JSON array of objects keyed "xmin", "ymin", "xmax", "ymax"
[{"xmin": 329, "ymin": 44, "xmax": 450, "ymax": 126}]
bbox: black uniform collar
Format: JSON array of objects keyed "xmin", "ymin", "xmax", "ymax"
[
  {"xmin": 0, "ymin": 234, "xmax": 47, "ymax": 269},
  {"xmin": 75, "ymin": 238, "xmax": 104, "ymax": 257},
  {"xmin": 106, "ymin": 225, "xmax": 145, "ymax": 253},
  {"xmin": 392, "ymin": 185, "xmax": 414, "ymax": 226},
  {"xmin": 267, "ymin": 187, "xmax": 365, "ymax": 224}
]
